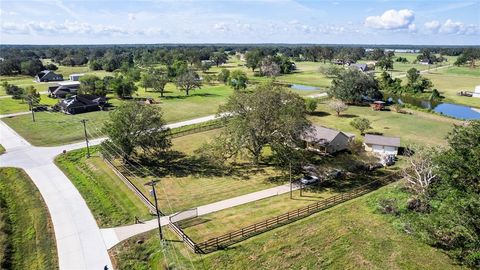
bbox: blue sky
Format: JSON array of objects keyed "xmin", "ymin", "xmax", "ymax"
[{"xmin": 0, "ymin": 0, "xmax": 479, "ymax": 45}]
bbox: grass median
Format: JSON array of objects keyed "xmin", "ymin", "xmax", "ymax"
[{"xmin": 0, "ymin": 167, "xmax": 58, "ymax": 269}]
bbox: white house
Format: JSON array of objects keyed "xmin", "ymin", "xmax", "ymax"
[
  {"xmin": 69, "ymin": 73, "xmax": 85, "ymax": 81},
  {"xmin": 473, "ymin": 85, "xmax": 480, "ymax": 98},
  {"xmin": 364, "ymin": 134, "xmax": 400, "ymax": 156}
]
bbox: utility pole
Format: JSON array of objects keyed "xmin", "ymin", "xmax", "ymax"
[
  {"xmin": 289, "ymin": 161, "xmax": 292, "ymax": 199},
  {"xmin": 146, "ymin": 179, "xmax": 163, "ymax": 240},
  {"xmin": 80, "ymin": 119, "xmax": 90, "ymax": 158}
]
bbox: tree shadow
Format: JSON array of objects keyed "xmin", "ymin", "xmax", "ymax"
[
  {"xmin": 339, "ymin": 114, "xmax": 358, "ymax": 118},
  {"xmin": 163, "ymin": 93, "xmax": 220, "ymax": 100},
  {"xmin": 311, "ymin": 111, "xmax": 331, "ymax": 117}
]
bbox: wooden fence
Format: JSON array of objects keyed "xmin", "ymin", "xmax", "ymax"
[
  {"xmin": 169, "ymin": 121, "xmax": 224, "ymax": 139},
  {"xmin": 193, "ymin": 175, "xmax": 395, "ymax": 253}
]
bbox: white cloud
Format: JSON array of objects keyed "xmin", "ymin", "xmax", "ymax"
[
  {"xmin": 408, "ymin": 23, "xmax": 417, "ymax": 32},
  {"xmin": 128, "ymin": 13, "xmax": 136, "ymax": 21},
  {"xmin": 423, "ymin": 19, "xmax": 479, "ymax": 35},
  {"xmin": 0, "ymin": 20, "xmax": 161, "ymax": 36},
  {"xmin": 213, "ymin": 22, "xmax": 229, "ymax": 32},
  {"xmin": 365, "ymin": 9, "xmax": 415, "ymax": 30},
  {"xmin": 424, "ymin": 20, "xmax": 441, "ymax": 32}
]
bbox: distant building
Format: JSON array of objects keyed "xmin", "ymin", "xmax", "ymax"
[
  {"xmin": 55, "ymin": 95, "xmax": 106, "ymax": 114},
  {"xmin": 350, "ymin": 63, "xmax": 370, "ymax": 72},
  {"xmin": 35, "ymin": 70, "xmax": 63, "ymax": 82},
  {"xmin": 69, "ymin": 73, "xmax": 85, "ymax": 81},
  {"xmin": 418, "ymin": 59, "xmax": 432, "ymax": 65},
  {"xmin": 48, "ymin": 81, "xmax": 81, "ymax": 98},
  {"xmin": 302, "ymin": 125, "xmax": 355, "ymax": 154},
  {"xmin": 473, "ymin": 85, "xmax": 480, "ymax": 98},
  {"xmin": 364, "ymin": 134, "xmax": 400, "ymax": 156}
]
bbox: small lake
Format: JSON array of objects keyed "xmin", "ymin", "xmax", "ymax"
[
  {"xmin": 289, "ymin": 84, "xmax": 319, "ymax": 91},
  {"xmin": 387, "ymin": 95, "xmax": 480, "ymax": 120}
]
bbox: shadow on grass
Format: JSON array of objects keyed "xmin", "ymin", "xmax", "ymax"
[
  {"xmin": 177, "ymin": 217, "xmax": 212, "ymax": 229},
  {"xmin": 339, "ymin": 114, "xmax": 358, "ymax": 118},
  {"xmin": 162, "ymin": 93, "xmax": 221, "ymax": 100},
  {"xmin": 311, "ymin": 111, "xmax": 331, "ymax": 117}
]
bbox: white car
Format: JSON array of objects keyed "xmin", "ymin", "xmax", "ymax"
[{"xmin": 300, "ymin": 175, "xmax": 319, "ymax": 185}]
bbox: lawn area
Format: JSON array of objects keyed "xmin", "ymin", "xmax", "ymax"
[
  {"xmin": 2, "ymin": 110, "xmax": 111, "ymax": 146},
  {"xmin": 55, "ymin": 129, "xmax": 284, "ymax": 226},
  {"xmin": 0, "ymin": 94, "xmax": 58, "ymax": 115},
  {"xmin": 0, "ymin": 75, "xmax": 54, "ymax": 96},
  {"xmin": 110, "ymin": 129, "xmax": 284, "ymax": 215},
  {"xmin": 111, "ymin": 183, "xmax": 464, "ymax": 270},
  {"xmin": 423, "ymin": 66, "xmax": 480, "ymax": 108},
  {"xmin": 0, "ymin": 168, "xmax": 58, "ymax": 269},
  {"xmin": 55, "ymin": 148, "xmax": 152, "ymax": 227},
  {"xmin": 310, "ymin": 102, "xmax": 459, "ymax": 146},
  {"xmin": 181, "ymin": 188, "xmax": 339, "ymax": 243}
]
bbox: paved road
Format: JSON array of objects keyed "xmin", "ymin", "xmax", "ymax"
[
  {"xmin": 0, "ymin": 121, "xmax": 113, "ymax": 270},
  {"xmin": 0, "ymin": 111, "xmax": 32, "ymax": 119},
  {"xmin": 101, "ymin": 183, "xmax": 301, "ymax": 249}
]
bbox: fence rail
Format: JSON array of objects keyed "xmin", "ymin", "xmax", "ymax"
[
  {"xmin": 168, "ymin": 222, "xmax": 204, "ymax": 253},
  {"xmin": 194, "ymin": 175, "xmax": 395, "ymax": 253},
  {"xmin": 103, "ymin": 157, "xmax": 157, "ymax": 214},
  {"xmin": 169, "ymin": 121, "xmax": 224, "ymax": 139}
]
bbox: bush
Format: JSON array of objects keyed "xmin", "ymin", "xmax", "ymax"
[
  {"xmin": 378, "ymin": 198, "xmax": 399, "ymax": 216},
  {"xmin": 304, "ymin": 98, "xmax": 318, "ymax": 114}
]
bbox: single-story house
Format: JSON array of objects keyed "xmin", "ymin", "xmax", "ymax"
[
  {"xmin": 473, "ymin": 85, "xmax": 480, "ymax": 98},
  {"xmin": 48, "ymin": 81, "xmax": 81, "ymax": 98},
  {"xmin": 35, "ymin": 70, "xmax": 63, "ymax": 82},
  {"xmin": 418, "ymin": 59, "xmax": 432, "ymax": 65},
  {"xmin": 364, "ymin": 134, "xmax": 400, "ymax": 156},
  {"xmin": 69, "ymin": 73, "xmax": 85, "ymax": 81},
  {"xmin": 302, "ymin": 125, "xmax": 355, "ymax": 154},
  {"xmin": 350, "ymin": 63, "xmax": 369, "ymax": 72},
  {"xmin": 55, "ymin": 95, "xmax": 106, "ymax": 114}
]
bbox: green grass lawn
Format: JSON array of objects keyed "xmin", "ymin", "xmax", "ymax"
[
  {"xmin": 423, "ymin": 66, "xmax": 480, "ymax": 108},
  {"xmin": 310, "ymin": 102, "xmax": 459, "ymax": 146},
  {"xmin": 55, "ymin": 148, "xmax": 152, "ymax": 227},
  {"xmin": 109, "ymin": 129, "xmax": 284, "ymax": 215},
  {"xmin": 0, "ymin": 168, "xmax": 58, "ymax": 269},
  {"xmin": 111, "ymin": 184, "xmax": 464, "ymax": 270},
  {"xmin": 0, "ymin": 95, "xmax": 58, "ymax": 115},
  {"xmin": 55, "ymin": 129, "xmax": 284, "ymax": 226}
]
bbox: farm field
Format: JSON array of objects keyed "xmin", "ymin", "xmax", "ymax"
[
  {"xmin": 0, "ymin": 168, "xmax": 58, "ymax": 270},
  {"xmin": 111, "ymin": 184, "xmax": 464, "ymax": 270},
  {"xmin": 309, "ymin": 102, "xmax": 460, "ymax": 146}
]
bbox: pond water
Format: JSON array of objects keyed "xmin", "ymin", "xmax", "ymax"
[
  {"xmin": 289, "ymin": 84, "xmax": 319, "ymax": 91},
  {"xmin": 386, "ymin": 95, "xmax": 480, "ymax": 120}
]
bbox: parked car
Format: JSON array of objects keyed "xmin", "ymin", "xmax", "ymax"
[{"xmin": 300, "ymin": 175, "xmax": 319, "ymax": 185}]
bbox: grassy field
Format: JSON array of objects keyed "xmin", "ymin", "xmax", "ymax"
[
  {"xmin": 55, "ymin": 148, "xmax": 152, "ymax": 227},
  {"xmin": 111, "ymin": 184, "xmax": 464, "ymax": 270},
  {"xmin": 423, "ymin": 66, "xmax": 480, "ymax": 108},
  {"xmin": 0, "ymin": 95, "xmax": 58, "ymax": 115},
  {"xmin": 310, "ymin": 102, "xmax": 460, "ymax": 146},
  {"xmin": 55, "ymin": 129, "xmax": 284, "ymax": 226},
  {"xmin": 0, "ymin": 168, "xmax": 58, "ymax": 269},
  {"xmin": 107, "ymin": 128, "xmax": 285, "ymax": 215}
]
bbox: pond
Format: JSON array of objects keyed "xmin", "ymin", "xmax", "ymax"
[
  {"xmin": 289, "ymin": 84, "xmax": 320, "ymax": 91},
  {"xmin": 386, "ymin": 95, "xmax": 480, "ymax": 120}
]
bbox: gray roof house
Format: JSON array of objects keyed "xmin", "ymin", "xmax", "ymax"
[
  {"xmin": 302, "ymin": 125, "xmax": 355, "ymax": 154},
  {"xmin": 48, "ymin": 81, "xmax": 81, "ymax": 98},
  {"xmin": 364, "ymin": 134, "xmax": 401, "ymax": 156},
  {"xmin": 350, "ymin": 63, "xmax": 369, "ymax": 72},
  {"xmin": 55, "ymin": 95, "xmax": 106, "ymax": 114},
  {"xmin": 35, "ymin": 70, "xmax": 63, "ymax": 82}
]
